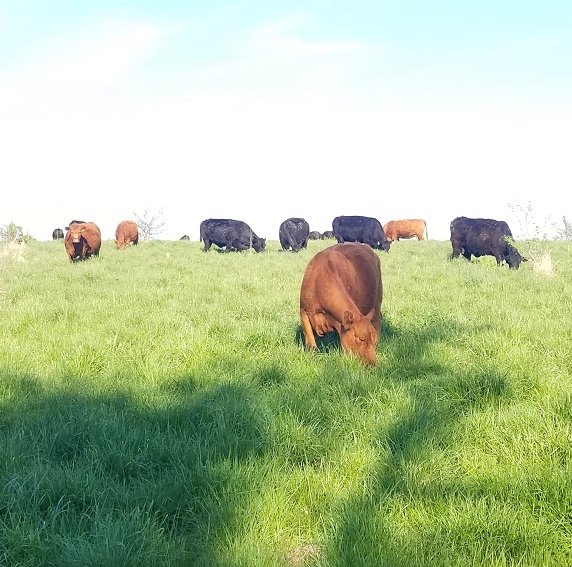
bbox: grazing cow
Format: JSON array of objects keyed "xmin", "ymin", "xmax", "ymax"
[
  {"xmin": 308, "ymin": 231, "xmax": 323, "ymax": 240},
  {"xmin": 279, "ymin": 217, "xmax": 310, "ymax": 252},
  {"xmin": 332, "ymin": 215, "xmax": 392, "ymax": 252},
  {"xmin": 115, "ymin": 220, "xmax": 139, "ymax": 250},
  {"xmin": 52, "ymin": 228, "xmax": 64, "ymax": 240},
  {"xmin": 64, "ymin": 221, "xmax": 102, "ymax": 262},
  {"xmin": 300, "ymin": 242, "xmax": 382, "ymax": 365},
  {"xmin": 383, "ymin": 219, "xmax": 428, "ymax": 241},
  {"xmin": 450, "ymin": 216, "xmax": 527, "ymax": 269},
  {"xmin": 322, "ymin": 230, "xmax": 335, "ymax": 239},
  {"xmin": 200, "ymin": 219, "xmax": 266, "ymax": 252},
  {"xmin": 179, "ymin": 235, "xmax": 190, "ymax": 241}
]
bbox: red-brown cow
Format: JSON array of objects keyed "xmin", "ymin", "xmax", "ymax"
[
  {"xmin": 115, "ymin": 220, "xmax": 139, "ymax": 250},
  {"xmin": 300, "ymin": 242, "xmax": 382, "ymax": 365},
  {"xmin": 383, "ymin": 219, "xmax": 428, "ymax": 241},
  {"xmin": 64, "ymin": 222, "xmax": 102, "ymax": 262}
]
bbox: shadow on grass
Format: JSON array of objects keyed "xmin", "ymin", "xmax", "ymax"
[
  {"xmin": 294, "ymin": 315, "xmax": 398, "ymax": 355},
  {"xmin": 322, "ymin": 316, "xmax": 522, "ymax": 566},
  {"xmin": 0, "ymin": 369, "xmax": 268, "ymax": 567}
]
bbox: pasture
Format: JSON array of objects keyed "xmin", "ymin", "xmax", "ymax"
[{"xmin": 0, "ymin": 237, "xmax": 571, "ymax": 566}]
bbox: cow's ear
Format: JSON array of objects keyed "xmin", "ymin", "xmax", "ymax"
[
  {"xmin": 365, "ymin": 308, "xmax": 375, "ymax": 322},
  {"xmin": 65, "ymin": 227, "xmax": 69, "ymax": 231},
  {"xmin": 342, "ymin": 310, "xmax": 354, "ymax": 330}
]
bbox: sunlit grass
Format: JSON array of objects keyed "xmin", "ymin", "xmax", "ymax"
[{"xmin": 0, "ymin": 238, "xmax": 571, "ymax": 565}]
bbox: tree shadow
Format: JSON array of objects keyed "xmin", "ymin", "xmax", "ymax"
[
  {"xmin": 321, "ymin": 315, "xmax": 524, "ymax": 566},
  {"xmin": 0, "ymin": 366, "xmax": 268, "ymax": 566}
]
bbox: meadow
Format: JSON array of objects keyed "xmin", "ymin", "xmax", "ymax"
[{"xmin": 0, "ymin": 237, "xmax": 571, "ymax": 566}]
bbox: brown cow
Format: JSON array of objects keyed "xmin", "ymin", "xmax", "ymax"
[
  {"xmin": 383, "ymin": 219, "xmax": 428, "ymax": 241},
  {"xmin": 64, "ymin": 222, "xmax": 102, "ymax": 262},
  {"xmin": 299, "ymin": 242, "xmax": 382, "ymax": 365},
  {"xmin": 115, "ymin": 220, "xmax": 139, "ymax": 250}
]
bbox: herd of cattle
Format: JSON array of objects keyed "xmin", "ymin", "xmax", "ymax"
[
  {"xmin": 51, "ymin": 215, "xmax": 526, "ymax": 365},
  {"xmin": 53, "ymin": 215, "xmax": 526, "ymax": 269}
]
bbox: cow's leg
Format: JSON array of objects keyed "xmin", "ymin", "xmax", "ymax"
[
  {"xmin": 462, "ymin": 249, "xmax": 472, "ymax": 261},
  {"xmin": 202, "ymin": 239, "xmax": 211, "ymax": 251},
  {"xmin": 300, "ymin": 309, "xmax": 317, "ymax": 350}
]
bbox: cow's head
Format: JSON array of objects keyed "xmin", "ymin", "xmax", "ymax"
[
  {"xmin": 506, "ymin": 247, "xmax": 527, "ymax": 269},
  {"xmin": 375, "ymin": 239, "xmax": 392, "ymax": 252},
  {"xmin": 65, "ymin": 224, "xmax": 85, "ymax": 243},
  {"xmin": 504, "ymin": 238, "xmax": 527, "ymax": 269},
  {"xmin": 253, "ymin": 237, "xmax": 266, "ymax": 252},
  {"xmin": 339, "ymin": 308, "xmax": 378, "ymax": 365}
]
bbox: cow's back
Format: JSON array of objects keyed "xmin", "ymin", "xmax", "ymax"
[
  {"xmin": 115, "ymin": 220, "xmax": 138, "ymax": 249},
  {"xmin": 384, "ymin": 219, "xmax": 427, "ymax": 240},
  {"xmin": 279, "ymin": 217, "xmax": 309, "ymax": 251},
  {"xmin": 301, "ymin": 243, "xmax": 381, "ymax": 319},
  {"xmin": 300, "ymin": 242, "xmax": 382, "ymax": 364},
  {"xmin": 65, "ymin": 221, "xmax": 101, "ymax": 261},
  {"xmin": 332, "ymin": 215, "xmax": 390, "ymax": 251},
  {"xmin": 200, "ymin": 218, "xmax": 265, "ymax": 252}
]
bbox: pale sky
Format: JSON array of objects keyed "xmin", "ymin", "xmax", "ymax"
[{"xmin": 1, "ymin": 1, "xmax": 571, "ymax": 242}]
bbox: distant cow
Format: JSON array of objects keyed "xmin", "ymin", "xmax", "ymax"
[
  {"xmin": 52, "ymin": 228, "xmax": 64, "ymax": 240},
  {"xmin": 200, "ymin": 219, "xmax": 266, "ymax": 252},
  {"xmin": 115, "ymin": 220, "xmax": 139, "ymax": 250},
  {"xmin": 179, "ymin": 235, "xmax": 190, "ymax": 241},
  {"xmin": 279, "ymin": 217, "xmax": 310, "ymax": 252},
  {"xmin": 300, "ymin": 242, "xmax": 382, "ymax": 365},
  {"xmin": 64, "ymin": 221, "xmax": 102, "ymax": 262},
  {"xmin": 322, "ymin": 230, "xmax": 335, "ymax": 239},
  {"xmin": 383, "ymin": 219, "xmax": 428, "ymax": 241},
  {"xmin": 450, "ymin": 216, "xmax": 527, "ymax": 269},
  {"xmin": 332, "ymin": 215, "xmax": 391, "ymax": 252},
  {"xmin": 308, "ymin": 231, "xmax": 322, "ymax": 240}
]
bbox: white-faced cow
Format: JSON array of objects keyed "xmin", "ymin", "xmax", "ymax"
[
  {"xmin": 279, "ymin": 217, "xmax": 310, "ymax": 252},
  {"xmin": 200, "ymin": 219, "xmax": 266, "ymax": 252},
  {"xmin": 383, "ymin": 219, "xmax": 428, "ymax": 241},
  {"xmin": 115, "ymin": 220, "xmax": 139, "ymax": 250},
  {"xmin": 332, "ymin": 215, "xmax": 392, "ymax": 252},
  {"xmin": 300, "ymin": 242, "xmax": 383, "ymax": 365},
  {"xmin": 450, "ymin": 216, "xmax": 527, "ymax": 269},
  {"xmin": 64, "ymin": 221, "xmax": 102, "ymax": 262}
]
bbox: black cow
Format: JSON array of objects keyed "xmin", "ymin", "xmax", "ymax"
[
  {"xmin": 332, "ymin": 215, "xmax": 392, "ymax": 252},
  {"xmin": 179, "ymin": 235, "xmax": 190, "ymax": 241},
  {"xmin": 279, "ymin": 217, "xmax": 310, "ymax": 252},
  {"xmin": 322, "ymin": 230, "xmax": 335, "ymax": 239},
  {"xmin": 200, "ymin": 219, "xmax": 266, "ymax": 252},
  {"xmin": 450, "ymin": 216, "xmax": 527, "ymax": 269},
  {"xmin": 308, "ymin": 230, "xmax": 322, "ymax": 240},
  {"xmin": 52, "ymin": 228, "xmax": 64, "ymax": 240}
]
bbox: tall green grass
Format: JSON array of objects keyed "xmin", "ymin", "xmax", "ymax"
[{"xmin": 1, "ymin": 237, "xmax": 571, "ymax": 566}]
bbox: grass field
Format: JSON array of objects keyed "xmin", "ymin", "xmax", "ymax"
[{"xmin": 1, "ymin": 237, "xmax": 571, "ymax": 566}]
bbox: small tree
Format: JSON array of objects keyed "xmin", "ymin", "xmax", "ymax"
[
  {"xmin": 0, "ymin": 222, "xmax": 34, "ymax": 244},
  {"xmin": 507, "ymin": 201, "xmax": 551, "ymax": 240},
  {"xmin": 553, "ymin": 216, "xmax": 572, "ymax": 241},
  {"xmin": 133, "ymin": 209, "xmax": 167, "ymax": 241}
]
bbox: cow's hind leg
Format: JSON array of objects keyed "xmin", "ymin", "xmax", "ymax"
[{"xmin": 300, "ymin": 309, "xmax": 317, "ymax": 350}]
